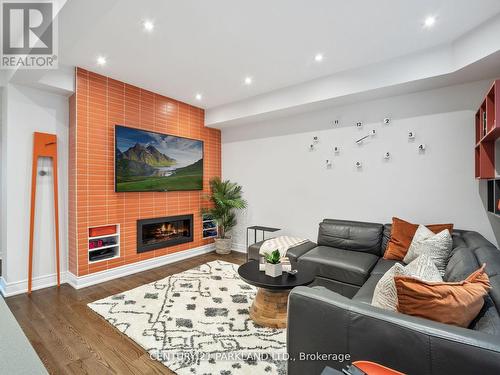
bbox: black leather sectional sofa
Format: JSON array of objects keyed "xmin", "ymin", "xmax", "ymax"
[{"xmin": 248, "ymin": 219, "xmax": 500, "ymax": 375}]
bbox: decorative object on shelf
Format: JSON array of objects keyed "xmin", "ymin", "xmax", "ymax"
[
  {"xmin": 326, "ymin": 159, "xmax": 332, "ymax": 168},
  {"xmin": 356, "ymin": 121, "xmax": 363, "ymax": 129},
  {"xmin": 355, "ymin": 161, "xmax": 363, "ymax": 168},
  {"xmin": 89, "ymin": 225, "xmax": 116, "ymax": 237},
  {"xmin": 408, "ymin": 131, "xmax": 415, "ymax": 139},
  {"xmin": 89, "ymin": 239, "xmax": 104, "ymax": 249},
  {"xmin": 483, "ymin": 111, "xmax": 487, "ymax": 134},
  {"xmin": 334, "ymin": 146, "xmax": 340, "ymax": 153},
  {"xmin": 28, "ymin": 132, "xmax": 60, "ymax": 294},
  {"xmin": 89, "ymin": 248, "xmax": 117, "ymax": 262},
  {"xmin": 383, "ymin": 117, "xmax": 391, "ymax": 125},
  {"xmin": 418, "ymin": 144, "xmax": 426, "ymax": 152},
  {"xmin": 202, "ymin": 213, "xmax": 218, "ymax": 239},
  {"xmin": 384, "ymin": 152, "xmax": 391, "ymax": 159},
  {"xmin": 204, "ymin": 177, "xmax": 247, "ymax": 255},
  {"xmin": 264, "ymin": 250, "xmax": 283, "ymax": 277}
]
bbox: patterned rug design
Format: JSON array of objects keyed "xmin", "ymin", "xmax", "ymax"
[{"xmin": 88, "ymin": 260, "xmax": 286, "ymax": 374}]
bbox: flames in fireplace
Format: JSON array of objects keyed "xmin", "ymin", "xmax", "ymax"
[
  {"xmin": 137, "ymin": 215, "xmax": 193, "ymax": 253},
  {"xmin": 143, "ymin": 222, "xmax": 189, "ymax": 245}
]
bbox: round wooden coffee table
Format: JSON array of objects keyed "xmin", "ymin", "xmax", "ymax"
[{"xmin": 238, "ymin": 261, "xmax": 314, "ymax": 329}]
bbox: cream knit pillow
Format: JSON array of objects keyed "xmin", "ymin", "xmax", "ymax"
[
  {"xmin": 403, "ymin": 225, "xmax": 453, "ymax": 276},
  {"xmin": 371, "ymin": 254, "xmax": 442, "ymax": 311}
]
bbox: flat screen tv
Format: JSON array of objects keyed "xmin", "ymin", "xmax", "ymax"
[{"xmin": 115, "ymin": 125, "xmax": 203, "ymax": 192}]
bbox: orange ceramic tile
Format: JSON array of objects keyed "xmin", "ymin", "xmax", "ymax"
[{"xmin": 69, "ymin": 68, "xmax": 218, "ymax": 276}]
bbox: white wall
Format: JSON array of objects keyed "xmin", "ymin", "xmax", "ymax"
[
  {"xmin": 0, "ymin": 84, "xmax": 68, "ymax": 293},
  {"xmin": 0, "ymin": 87, "xmax": 3, "ymax": 262},
  {"xmin": 222, "ymin": 82, "xmax": 500, "ymax": 250}
]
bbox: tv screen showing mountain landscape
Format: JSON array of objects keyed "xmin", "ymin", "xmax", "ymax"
[{"xmin": 115, "ymin": 125, "xmax": 203, "ymax": 192}]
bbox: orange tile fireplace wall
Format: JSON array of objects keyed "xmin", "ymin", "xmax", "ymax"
[{"xmin": 68, "ymin": 68, "xmax": 221, "ymax": 276}]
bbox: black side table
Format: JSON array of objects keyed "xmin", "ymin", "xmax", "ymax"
[{"xmin": 246, "ymin": 225, "xmax": 281, "ymax": 261}]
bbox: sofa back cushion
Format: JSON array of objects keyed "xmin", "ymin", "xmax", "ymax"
[
  {"xmin": 318, "ymin": 219, "xmax": 384, "ymax": 255},
  {"xmin": 445, "ymin": 231, "xmax": 492, "ymax": 281},
  {"xmin": 381, "ymin": 224, "xmax": 392, "ymax": 255},
  {"xmin": 445, "ymin": 231, "xmax": 500, "ymax": 335}
]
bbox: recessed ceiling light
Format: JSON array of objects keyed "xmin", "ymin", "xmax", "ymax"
[
  {"xmin": 244, "ymin": 76, "xmax": 253, "ymax": 85},
  {"xmin": 423, "ymin": 16, "xmax": 436, "ymax": 28},
  {"xmin": 143, "ymin": 20, "xmax": 154, "ymax": 32},
  {"xmin": 96, "ymin": 56, "xmax": 106, "ymax": 66},
  {"xmin": 195, "ymin": 93, "xmax": 202, "ymax": 101},
  {"xmin": 314, "ymin": 53, "xmax": 323, "ymax": 62}
]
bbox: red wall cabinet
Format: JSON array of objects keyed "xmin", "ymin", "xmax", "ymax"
[{"xmin": 475, "ymin": 80, "xmax": 499, "ymax": 179}]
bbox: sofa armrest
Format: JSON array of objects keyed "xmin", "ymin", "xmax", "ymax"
[
  {"xmin": 248, "ymin": 240, "xmax": 316, "ymax": 267},
  {"xmin": 287, "ymin": 286, "xmax": 500, "ymax": 375}
]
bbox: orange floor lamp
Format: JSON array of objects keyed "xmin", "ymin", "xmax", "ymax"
[{"xmin": 28, "ymin": 132, "xmax": 61, "ymax": 294}]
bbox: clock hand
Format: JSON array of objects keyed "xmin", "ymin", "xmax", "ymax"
[{"xmin": 356, "ymin": 135, "xmax": 370, "ymax": 144}]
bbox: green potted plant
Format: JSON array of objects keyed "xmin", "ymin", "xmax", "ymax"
[
  {"xmin": 204, "ymin": 177, "xmax": 247, "ymax": 254},
  {"xmin": 264, "ymin": 249, "xmax": 282, "ymax": 277}
]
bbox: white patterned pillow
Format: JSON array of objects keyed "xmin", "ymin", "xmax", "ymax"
[
  {"xmin": 403, "ymin": 225, "xmax": 453, "ymax": 276},
  {"xmin": 371, "ymin": 254, "xmax": 442, "ymax": 311},
  {"xmin": 406, "ymin": 224, "xmax": 435, "ymax": 255}
]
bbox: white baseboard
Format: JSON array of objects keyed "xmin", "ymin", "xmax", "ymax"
[
  {"xmin": 66, "ymin": 243, "xmax": 215, "ymax": 290},
  {"xmin": 0, "ymin": 244, "xmax": 215, "ymax": 297},
  {"xmin": 0, "ymin": 276, "xmax": 7, "ymax": 297},
  {"xmin": 0, "ymin": 272, "xmax": 69, "ymax": 297},
  {"xmin": 231, "ymin": 243, "xmax": 247, "ymax": 253}
]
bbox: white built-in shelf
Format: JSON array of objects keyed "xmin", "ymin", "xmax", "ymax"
[
  {"xmin": 88, "ymin": 224, "xmax": 120, "ymax": 263},
  {"xmin": 89, "ymin": 233, "xmax": 120, "ymax": 240},
  {"xmin": 88, "ymin": 244, "xmax": 119, "ymax": 253}
]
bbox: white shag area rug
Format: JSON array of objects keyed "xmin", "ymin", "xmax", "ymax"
[{"xmin": 88, "ymin": 260, "xmax": 287, "ymax": 375}]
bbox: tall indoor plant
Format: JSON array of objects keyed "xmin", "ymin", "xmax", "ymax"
[{"xmin": 205, "ymin": 177, "xmax": 247, "ymax": 254}]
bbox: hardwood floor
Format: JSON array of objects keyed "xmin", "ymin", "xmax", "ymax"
[{"xmin": 6, "ymin": 251, "xmax": 246, "ymax": 375}]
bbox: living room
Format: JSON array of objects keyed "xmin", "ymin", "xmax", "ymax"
[{"xmin": 1, "ymin": 1, "xmax": 500, "ymax": 374}]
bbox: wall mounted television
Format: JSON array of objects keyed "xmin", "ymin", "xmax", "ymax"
[{"xmin": 115, "ymin": 125, "xmax": 204, "ymax": 192}]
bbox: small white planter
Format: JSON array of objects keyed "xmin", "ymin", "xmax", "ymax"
[{"xmin": 265, "ymin": 263, "xmax": 283, "ymax": 278}]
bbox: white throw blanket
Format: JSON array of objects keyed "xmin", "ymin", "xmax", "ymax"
[{"xmin": 259, "ymin": 236, "xmax": 308, "ymax": 257}]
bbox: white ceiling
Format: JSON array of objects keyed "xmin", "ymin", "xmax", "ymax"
[{"xmin": 58, "ymin": 0, "xmax": 500, "ymax": 109}]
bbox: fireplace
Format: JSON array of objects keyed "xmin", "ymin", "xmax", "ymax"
[{"xmin": 137, "ymin": 214, "xmax": 193, "ymax": 253}]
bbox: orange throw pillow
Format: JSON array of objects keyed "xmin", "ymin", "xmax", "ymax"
[
  {"xmin": 383, "ymin": 217, "xmax": 453, "ymax": 260},
  {"xmin": 395, "ymin": 264, "xmax": 490, "ymax": 328}
]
